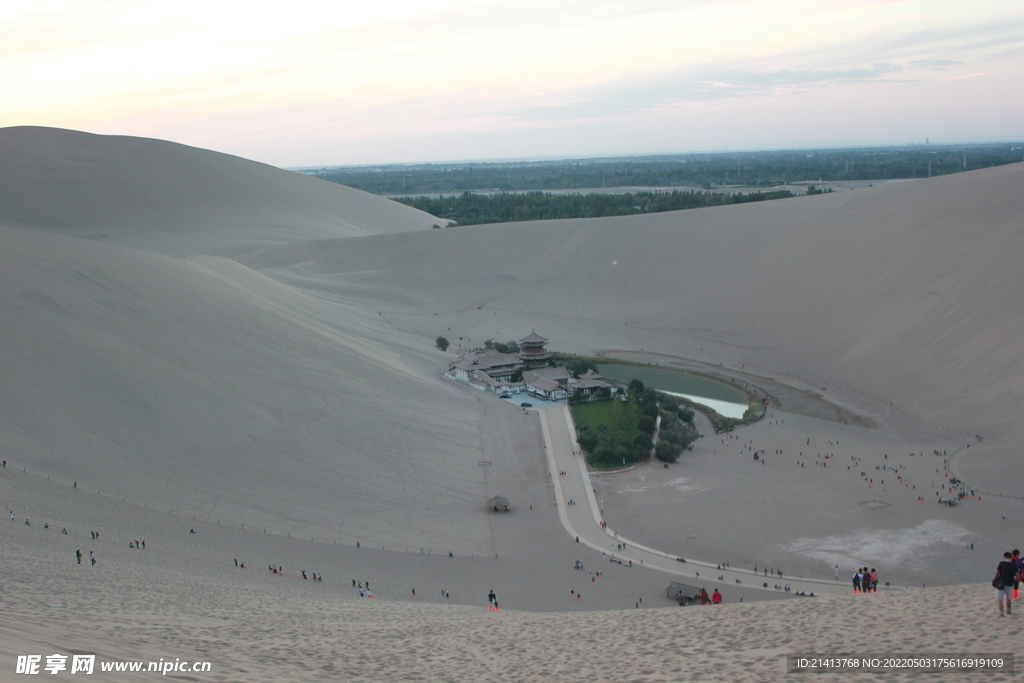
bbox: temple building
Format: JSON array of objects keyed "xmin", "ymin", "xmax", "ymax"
[
  {"xmin": 517, "ymin": 331, "xmax": 551, "ymax": 367},
  {"xmin": 445, "ymin": 332, "xmax": 613, "ymax": 401}
]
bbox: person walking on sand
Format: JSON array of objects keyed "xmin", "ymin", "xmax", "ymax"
[
  {"xmin": 995, "ymin": 552, "xmax": 1019, "ymax": 617},
  {"xmin": 76, "ymin": 548, "xmax": 82, "ymax": 564},
  {"xmin": 89, "ymin": 551, "xmax": 96, "ymax": 566}
]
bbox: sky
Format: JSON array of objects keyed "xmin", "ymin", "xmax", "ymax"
[{"xmin": 3, "ymin": 0, "xmax": 1022, "ymax": 167}]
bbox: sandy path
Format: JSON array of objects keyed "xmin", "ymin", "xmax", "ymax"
[{"xmin": 537, "ymin": 404, "xmax": 865, "ymax": 597}]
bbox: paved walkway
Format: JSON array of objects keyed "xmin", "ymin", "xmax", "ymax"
[{"xmin": 536, "ymin": 404, "xmax": 882, "ymax": 597}]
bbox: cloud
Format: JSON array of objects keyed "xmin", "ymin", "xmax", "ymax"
[
  {"xmin": 909, "ymin": 59, "xmax": 965, "ymax": 69},
  {"xmin": 506, "ymin": 63, "xmax": 908, "ymax": 123}
]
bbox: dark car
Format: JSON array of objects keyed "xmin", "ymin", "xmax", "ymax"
[
  {"xmin": 499, "ymin": 393, "xmax": 511, "ymax": 399},
  {"xmin": 520, "ymin": 402, "xmax": 533, "ymax": 408}
]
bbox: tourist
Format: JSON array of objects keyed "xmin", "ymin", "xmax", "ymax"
[{"xmin": 995, "ymin": 552, "xmax": 1019, "ymax": 616}]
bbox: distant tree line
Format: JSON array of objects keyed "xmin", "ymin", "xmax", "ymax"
[
  {"xmin": 397, "ymin": 188, "xmax": 798, "ymax": 226},
  {"xmin": 303, "ymin": 143, "xmax": 1023, "ymax": 195}
]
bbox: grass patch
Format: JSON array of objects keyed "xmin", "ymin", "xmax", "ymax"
[
  {"xmin": 571, "ymin": 399, "xmax": 635, "ymax": 432},
  {"xmin": 571, "ymin": 398, "xmax": 647, "ymax": 468}
]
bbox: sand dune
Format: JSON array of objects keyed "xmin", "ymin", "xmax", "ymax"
[
  {"xmin": 0, "ymin": 128, "xmax": 1020, "ymax": 680},
  {"xmin": 0, "ymin": 126, "xmax": 438, "ymax": 255}
]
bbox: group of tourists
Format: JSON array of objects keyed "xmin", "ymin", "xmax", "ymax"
[{"xmin": 852, "ymin": 568, "xmax": 878, "ymax": 593}]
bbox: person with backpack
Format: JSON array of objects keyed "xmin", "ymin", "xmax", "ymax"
[{"xmin": 994, "ymin": 552, "xmax": 1020, "ymax": 617}]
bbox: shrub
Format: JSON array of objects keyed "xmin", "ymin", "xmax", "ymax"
[
  {"xmin": 435, "ymin": 336, "xmax": 450, "ymax": 351},
  {"xmin": 566, "ymin": 359, "xmax": 598, "ymax": 376},
  {"xmin": 633, "ymin": 432, "xmax": 653, "ymax": 453},
  {"xmin": 637, "ymin": 415, "xmax": 657, "ymax": 435},
  {"xmin": 655, "ymin": 441, "xmax": 683, "ymax": 463}
]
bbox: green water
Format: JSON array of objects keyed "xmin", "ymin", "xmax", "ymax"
[{"xmin": 596, "ymin": 363, "xmax": 748, "ymax": 407}]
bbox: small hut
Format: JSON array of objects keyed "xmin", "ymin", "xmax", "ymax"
[
  {"xmin": 666, "ymin": 582, "xmax": 702, "ymax": 605},
  {"xmin": 487, "ymin": 496, "xmax": 510, "ymax": 512}
]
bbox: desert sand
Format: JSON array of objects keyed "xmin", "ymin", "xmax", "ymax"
[{"xmin": 0, "ymin": 126, "xmax": 1021, "ymax": 681}]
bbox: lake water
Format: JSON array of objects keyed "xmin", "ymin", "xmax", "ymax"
[{"xmin": 595, "ymin": 363, "xmax": 749, "ymax": 419}]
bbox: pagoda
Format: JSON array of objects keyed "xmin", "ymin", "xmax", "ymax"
[{"xmin": 518, "ymin": 331, "xmax": 550, "ymax": 368}]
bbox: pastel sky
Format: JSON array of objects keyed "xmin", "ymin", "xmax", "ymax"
[{"xmin": 3, "ymin": 0, "xmax": 1022, "ymax": 167}]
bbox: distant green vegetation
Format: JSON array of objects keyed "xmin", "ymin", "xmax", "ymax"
[
  {"xmin": 304, "ymin": 143, "xmax": 1023, "ymax": 195},
  {"xmin": 396, "ymin": 189, "xmax": 798, "ymax": 226}
]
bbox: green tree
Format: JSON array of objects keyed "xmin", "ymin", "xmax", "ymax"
[
  {"xmin": 655, "ymin": 441, "xmax": 683, "ymax": 463},
  {"xmin": 435, "ymin": 336, "xmax": 450, "ymax": 352},
  {"xmin": 566, "ymin": 359, "xmax": 598, "ymax": 376},
  {"xmin": 637, "ymin": 415, "xmax": 657, "ymax": 435},
  {"xmin": 633, "ymin": 432, "xmax": 653, "ymax": 454}
]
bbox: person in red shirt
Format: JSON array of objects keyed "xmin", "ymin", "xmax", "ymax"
[{"xmin": 712, "ymin": 589, "xmax": 722, "ymax": 604}]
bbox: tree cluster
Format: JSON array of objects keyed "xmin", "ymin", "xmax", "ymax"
[
  {"xmin": 574, "ymin": 379, "xmax": 699, "ymax": 466},
  {"xmin": 483, "ymin": 339, "xmax": 520, "ymax": 354},
  {"xmin": 394, "ymin": 189, "xmax": 796, "ymax": 226}
]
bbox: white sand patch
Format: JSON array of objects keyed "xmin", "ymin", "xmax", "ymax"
[
  {"xmin": 620, "ymin": 477, "xmax": 710, "ymax": 493},
  {"xmin": 667, "ymin": 476, "xmax": 711, "ymax": 492},
  {"xmin": 780, "ymin": 519, "xmax": 973, "ymax": 572}
]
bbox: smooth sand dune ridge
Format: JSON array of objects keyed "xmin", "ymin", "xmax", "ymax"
[
  {"xmin": 238, "ymin": 162, "xmax": 1024, "ymax": 494},
  {"xmin": 0, "ymin": 126, "xmax": 438, "ymax": 255}
]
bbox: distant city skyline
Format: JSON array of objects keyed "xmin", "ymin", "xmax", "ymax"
[{"xmin": 4, "ymin": 0, "xmax": 1022, "ymax": 168}]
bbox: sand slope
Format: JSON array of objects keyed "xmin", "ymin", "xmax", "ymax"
[
  {"xmin": 0, "ymin": 224, "xmax": 528, "ymax": 553},
  {"xmin": 0, "ymin": 126, "xmax": 438, "ymax": 255},
  {"xmin": 239, "ymin": 162, "xmax": 1024, "ymax": 493}
]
